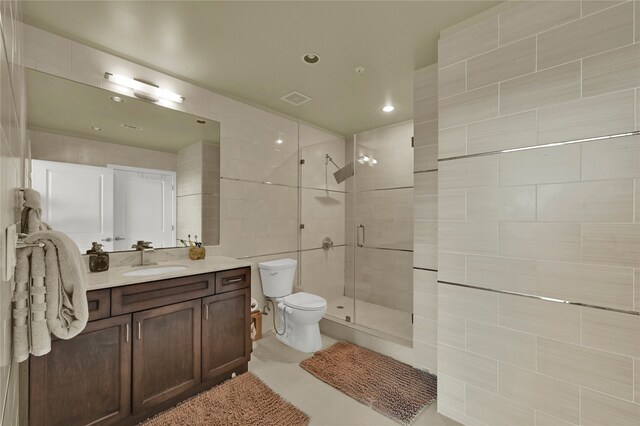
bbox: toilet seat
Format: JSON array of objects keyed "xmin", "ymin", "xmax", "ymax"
[{"xmin": 283, "ymin": 292, "xmax": 327, "ymax": 311}]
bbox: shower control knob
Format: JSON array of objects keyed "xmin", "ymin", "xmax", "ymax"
[{"xmin": 322, "ymin": 237, "xmax": 334, "ymax": 250}]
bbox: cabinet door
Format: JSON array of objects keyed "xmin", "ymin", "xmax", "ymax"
[
  {"xmin": 202, "ymin": 288, "xmax": 251, "ymax": 381},
  {"xmin": 132, "ymin": 299, "xmax": 201, "ymax": 413},
  {"xmin": 29, "ymin": 315, "xmax": 132, "ymax": 426}
]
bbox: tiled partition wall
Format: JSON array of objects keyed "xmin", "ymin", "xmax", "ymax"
[
  {"xmin": 20, "ymin": 23, "xmax": 342, "ymax": 325},
  {"xmin": 0, "ymin": 1, "xmax": 26, "ymax": 424},
  {"xmin": 436, "ymin": 1, "xmax": 640, "ymax": 425},
  {"xmin": 412, "ymin": 64, "xmax": 438, "ymax": 371}
]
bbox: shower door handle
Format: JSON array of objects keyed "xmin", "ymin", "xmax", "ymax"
[{"xmin": 357, "ymin": 224, "xmax": 365, "ymax": 247}]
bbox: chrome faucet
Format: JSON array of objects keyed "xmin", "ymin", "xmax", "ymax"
[{"xmin": 131, "ymin": 241, "xmax": 156, "ymax": 266}]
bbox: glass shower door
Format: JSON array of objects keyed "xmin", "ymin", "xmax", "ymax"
[{"xmin": 351, "ymin": 122, "xmax": 414, "ymax": 343}]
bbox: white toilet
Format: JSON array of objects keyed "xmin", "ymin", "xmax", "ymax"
[{"xmin": 258, "ymin": 258, "xmax": 327, "ymax": 353}]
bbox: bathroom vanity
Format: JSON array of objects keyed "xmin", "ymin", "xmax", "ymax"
[{"xmin": 28, "ymin": 259, "xmax": 252, "ymax": 426}]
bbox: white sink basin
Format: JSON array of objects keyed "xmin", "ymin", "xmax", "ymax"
[{"xmin": 123, "ymin": 265, "xmax": 188, "ymax": 277}]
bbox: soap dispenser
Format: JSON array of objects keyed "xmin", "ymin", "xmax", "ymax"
[{"xmin": 86, "ymin": 242, "xmax": 109, "ymax": 272}]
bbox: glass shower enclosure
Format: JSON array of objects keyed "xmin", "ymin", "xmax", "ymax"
[{"xmin": 299, "ymin": 121, "xmax": 414, "ymax": 345}]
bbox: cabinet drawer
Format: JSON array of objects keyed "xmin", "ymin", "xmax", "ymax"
[
  {"xmin": 215, "ymin": 267, "xmax": 250, "ymax": 294},
  {"xmin": 87, "ymin": 289, "xmax": 111, "ymax": 321},
  {"xmin": 112, "ymin": 273, "xmax": 215, "ymax": 315}
]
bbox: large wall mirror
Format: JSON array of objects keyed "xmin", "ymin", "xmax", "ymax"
[{"xmin": 26, "ymin": 69, "xmax": 221, "ymax": 253}]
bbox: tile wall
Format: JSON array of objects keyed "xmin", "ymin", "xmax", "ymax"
[
  {"xmin": 29, "ymin": 129, "xmax": 177, "ymax": 171},
  {"xmin": 177, "ymin": 141, "xmax": 220, "ymax": 244},
  {"xmin": 436, "ymin": 1, "xmax": 640, "ymax": 424},
  {"xmin": 20, "ymin": 23, "xmax": 344, "ymax": 328},
  {"xmin": 0, "ymin": 1, "xmax": 25, "ymax": 424},
  {"xmin": 413, "ymin": 64, "xmax": 438, "ymax": 372}
]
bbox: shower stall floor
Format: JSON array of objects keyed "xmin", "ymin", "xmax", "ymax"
[{"xmin": 325, "ymin": 295, "xmax": 413, "ymax": 342}]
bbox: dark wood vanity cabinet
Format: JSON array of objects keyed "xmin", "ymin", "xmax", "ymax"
[
  {"xmin": 202, "ymin": 288, "xmax": 251, "ymax": 380},
  {"xmin": 29, "ymin": 315, "xmax": 132, "ymax": 426},
  {"xmin": 132, "ymin": 299, "xmax": 201, "ymax": 412},
  {"xmin": 28, "ymin": 267, "xmax": 251, "ymax": 426}
]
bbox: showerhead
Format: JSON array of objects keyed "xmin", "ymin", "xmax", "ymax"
[
  {"xmin": 325, "ymin": 154, "xmax": 354, "ymax": 184},
  {"xmin": 333, "ymin": 162, "xmax": 354, "ymax": 184}
]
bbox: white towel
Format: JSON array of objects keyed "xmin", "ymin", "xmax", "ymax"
[
  {"xmin": 20, "ymin": 188, "xmax": 51, "ymax": 234},
  {"xmin": 4, "ymin": 223, "xmax": 17, "ymax": 281},
  {"xmin": 13, "ymin": 230, "xmax": 88, "ymax": 362}
]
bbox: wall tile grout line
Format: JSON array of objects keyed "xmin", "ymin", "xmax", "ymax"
[
  {"xmin": 438, "ymin": 280, "xmax": 640, "ymax": 316},
  {"xmin": 413, "ymin": 267, "xmax": 438, "ymax": 272},
  {"xmin": 438, "ymin": 130, "xmax": 640, "ymax": 162},
  {"xmin": 414, "ymin": 168, "xmax": 438, "ymax": 174}
]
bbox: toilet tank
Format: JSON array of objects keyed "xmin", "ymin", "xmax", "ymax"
[{"xmin": 258, "ymin": 258, "xmax": 297, "ymax": 298}]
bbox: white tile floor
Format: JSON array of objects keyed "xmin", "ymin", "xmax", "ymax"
[
  {"xmin": 249, "ymin": 333, "xmax": 460, "ymax": 426},
  {"xmin": 325, "ymin": 295, "xmax": 413, "ymax": 342}
]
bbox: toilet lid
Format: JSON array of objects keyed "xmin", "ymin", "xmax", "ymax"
[{"xmin": 283, "ymin": 292, "xmax": 327, "ymax": 311}]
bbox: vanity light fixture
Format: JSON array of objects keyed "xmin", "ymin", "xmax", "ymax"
[
  {"xmin": 104, "ymin": 72, "xmax": 184, "ymax": 104},
  {"xmin": 276, "ymin": 138, "xmax": 283, "ymax": 145},
  {"xmin": 382, "ymin": 105, "xmax": 395, "ymax": 112},
  {"xmin": 110, "ymin": 96, "xmax": 125, "ymax": 103}
]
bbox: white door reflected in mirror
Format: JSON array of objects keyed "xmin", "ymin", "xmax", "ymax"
[
  {"xmin": 32, "ymin": 160, "xmax": 176, "ymax": 253},
  {"xmin": 112, "ymin": 166, "xmax": 176, "ymax": 251},
  {"xmin": 32, "ymin": 159, "xmax": 115, "ymax": 252}
]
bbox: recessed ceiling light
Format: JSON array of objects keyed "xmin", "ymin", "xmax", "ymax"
[
  {"xmin": 276, "ymin": 138, "xmax": 283, "ymax": 145},
  {"xmin": 110, "ymin": 96, "xmax": 124, "ymax": 103},
  {"xmin": 382, "ymin": 105, "xmax": 395, "ymax": 112},
  {"xmin": 90, "ymin": 126, "xmax": 102, "ymax": 131},
  {"xmin": 302, "ymin": 53, "xmax": 320, "ymax": 64},
  {"xmin": 195, "ymin": 119, "xmax": 207, "ymax": 124}
]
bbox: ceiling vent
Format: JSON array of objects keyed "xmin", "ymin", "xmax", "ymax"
[{"xmin": 281, "ymin": 91, "xmax": 312, "ymax": 106}]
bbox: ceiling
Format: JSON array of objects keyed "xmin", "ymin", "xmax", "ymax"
[
  {"xmin": 23, "ymin": 1, "xmax": 499, "ymax": 136},
  {"xmin": 27, "ymin": 69, "xmax": 220, "ymax": 153}
]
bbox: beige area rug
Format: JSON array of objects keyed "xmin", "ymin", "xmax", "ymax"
[
  {"xmin": 140, "ymin": 372, "xmax": 309, "ymax": 426},
  {"xmin": 300, "ymin": 342, "xmax": 437, "ymax": 425}
]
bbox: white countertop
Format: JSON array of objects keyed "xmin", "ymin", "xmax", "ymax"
[{"xmin": 86, "ymin": 256, "xmax": 252, "ymax": 290}]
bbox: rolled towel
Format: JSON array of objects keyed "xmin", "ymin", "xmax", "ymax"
[
  {"xmin": 20, "ymin": 188, "xmax": 51, "ymax": 234},
  {"xmin": 25, "ymin": 230, "xmax": 88, "ymax": 340},
  {"xmin": 12, "ymin": 250, "xmax": 31, "ymax": 363}
]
